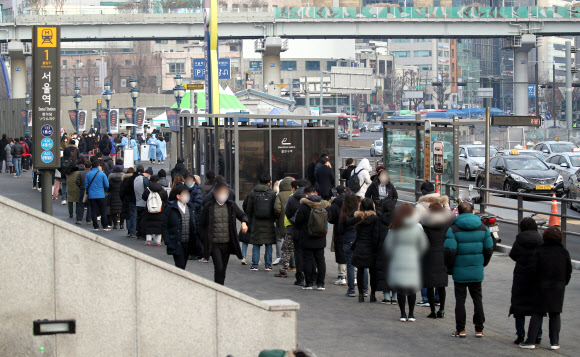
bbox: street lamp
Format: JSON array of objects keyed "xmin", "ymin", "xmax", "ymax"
[
  {"xmin": 24, "ymin": 91, "xmax": 31, "ymax": 137},
  {"xmin": 73, "ymin": 86, "xmax": 82, "ymax": 133},
  {"xmin": 102, "ymin": 80, "xmax": 112, "ymax": 133},
  {"xmin": 130, "ymin": 82, "xmax": 140, "ymax": 138},
  {"xmin": 173, "ymin": 74, "xmax": 186, "ymax": 112}
]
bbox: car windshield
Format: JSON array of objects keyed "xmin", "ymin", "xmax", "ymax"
[
  {"xmin": 375, "ymin": 140, "xmax": 383, "ymax": 146},
  {"xmin": 570, "ymin": 156, "xmax": 580, "ymax": 167},
  {"xmin": 468, "ymin": 147, "xmax": 497, "ymax": 157},
  {"xmin": 506, "ymin": 157, "xmax": 549, "ymax": 170},
  {"xmin": 550, "ymin": 143, "xmax": 577, "ymax": 153}
]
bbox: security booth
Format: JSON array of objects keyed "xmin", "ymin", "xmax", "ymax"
[
  {"xmin": 177, "ymin": 113, "xmax": 339, "ymax": 202},
  {"xmin": 380, "ymin": 116, "xmax": 483, "ymax": 199}
]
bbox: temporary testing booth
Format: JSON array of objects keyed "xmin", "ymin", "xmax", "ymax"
[{"xmin": 177, "ymin": 113, "xmax": 339, "ymax": 201}]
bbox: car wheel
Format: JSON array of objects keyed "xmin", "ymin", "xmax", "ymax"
[
  {"xmin": 465, "ymin": 166, "xmax": 472, "ymax": 181},
  {"xmin": 503, "ymin": 181, "xmax": 512, "ymax": 198}
]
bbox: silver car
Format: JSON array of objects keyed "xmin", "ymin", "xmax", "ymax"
[
  {"xmin": 533, "ymin": 141, "xmax": 579, "ymax": 157},
  {"xmin": 370, "ymin": 139, "xmax": 383, "ymax": 157},
  {"xmin": 545, "ymin": 152, "xmax": 580, "ymax": 191},
  {"xmin": 459, "ymin": 145, "xmax": 498, "ymax": 181}
]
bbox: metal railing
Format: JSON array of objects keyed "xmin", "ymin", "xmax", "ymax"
[{"xmin": 410, "ymin": 178, "xmax": 580, "ymax": 247}]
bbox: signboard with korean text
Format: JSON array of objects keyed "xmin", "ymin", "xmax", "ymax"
[
  {"xmin": 491, "ymin": 115, "xmax": 542, "ymax": 127},
  {"xmin": 32, "ymin": 25, "xmax": 60, "ymax": 169},
  {"xmin": 109, "ymin": 109, "xmax": 119, "ymax": 134},
  {"xmin": 135, "ymin": 108, "xmax": 146, "ymax": 134}
]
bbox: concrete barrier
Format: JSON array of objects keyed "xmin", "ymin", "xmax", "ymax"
[{"xmin": 0, "ymin": 195, "xmax": 298, "ymax": 357}]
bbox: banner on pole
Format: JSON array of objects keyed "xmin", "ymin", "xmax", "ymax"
[
  {"xmin": 109, "ymin": 109, "xmax": 119, "ymax": 134},
  {"xmin": 135, "ymin": 107, "xmax": 146, "ymax": 134}
]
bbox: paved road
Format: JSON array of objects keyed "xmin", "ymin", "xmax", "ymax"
[{"xmin": 1, "ymin": 172, "xmax": 579, "ymax": 356}]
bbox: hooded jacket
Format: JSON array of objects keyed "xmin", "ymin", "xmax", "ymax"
[
  {"xmin": 351, "ymin": 158, "xmax": 372, "ymax": 198},
  {"xmin": 509, "ymin": 229, "xmax": 543, "ymax": 316},
  {"xmin": 376, "ymin": 199, "xmax": 396, "ymax": 292},
  {"xmin": 347, "ymin": 210, "xmax": 380, "ymax": 269},
  {"xmin": 444, "ymin": 213, "xmax": 494, "ymax": 283},
  {"xmin": 0, "ymin": 137, "xmax": 8, "ymax": 160},
  {"xmin": 421, "ymin": 210, "xmax": 454, "ymax": 288},
  {"xmin": 246, "ymin": 183, "xmax": 277, "ymax": 246},
  {"xmin": 142, "ymin": 181, "xmax": 169, "ymax": 235},
  {"xmin": 107, "ymin": 171, "xmax": 125, "ymax": 215},
  {"xmin": 293, "ymin": 196, "xmax": 330, "ymax": 250},
  {"xmin": 274, "ymin": 177, "xmax": 294, "ymax": 237},
  {"xmin": 415, "ymin": 193, "xmax": 450, "ymax": 219},
  {"xmin": 85, "ymin": 168, "xmax": 109, "ymax": 199},
  {"xmin": 66, "ymin": 165, "xmax": 81, "ymax": 203},
  {"xmin": 385, "ymin": 217, "xmax": 428, "ymax": 292},
  {"xmin": 285, "ymin": 187, "xmax": 305, "ymax": 241}
]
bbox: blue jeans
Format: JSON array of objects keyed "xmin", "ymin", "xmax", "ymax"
[
  {"xmin": 421, "ymin": 287, "xmax": 439, "ymax": 301},
  {"xmin": 251, "ymin": 244, "xmax": 272, "ymax": 268},
  {"xmin": 14, "ymin": 158, "xmax": 22, "ymax": 176},
  {"xmin": 384, "ymin": 291, "xmax": 398, "ymax": 300},
  {"xmin": 242, "ymin": 242, "xmax": 249, "ymax": 259},
  {"xmin": 128, "ymin": 202, "xmax": 137, "ymax": 235}
]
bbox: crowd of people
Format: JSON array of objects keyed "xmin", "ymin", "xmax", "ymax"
[{"xmin": 3, "ymin": 135, "xmax": 573, "ymax": 351}]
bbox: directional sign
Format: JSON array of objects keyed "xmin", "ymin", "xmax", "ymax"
[
  {"xmin": 192, "ymin": 58, "xmax": 231, "ymax": 79},
  {"xmin": 491, "ymin": 115, "xmax": 542, "ymax": 127},
  {"xmin": 185, "ymin": 83, "xmax": 204, "ymax": 90},
  {"xmin": 528, "ymin": 84, "xmax": 536, "ymax": 98},
  {"xmin": 546, "ymin": 112, "xmax": 551, "ymax": 121},
  {"xmin": 33, "ymin": 25, "xmax": 60, "ymax": 169}
]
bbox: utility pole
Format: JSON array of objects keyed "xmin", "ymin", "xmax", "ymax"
[
  {"xmin": 565, "ymin": 41, "xmax": 573, "ymax": 130},
  {"xmin": 553, "ymin": 63, "xmax": 556, "ymax": 128},
  {"xmin": 320, "ymin": 69, "xmax": 324, "ymax": 115}
]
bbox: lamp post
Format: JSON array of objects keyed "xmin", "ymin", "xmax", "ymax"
[
  {"xmin": 129, "ymin": 76, "xmax": 139, "ymax": 138},
  {"xmin": 24, "ymin": 91, "xmax": 31, "ymax": 137},
  {"xmin": 102, "ymin": 80, "xmax": 112, "ymax": 133},
  {"xmin": 171, "ymin": 73, "xmax": 186, "ymax": 168},
  {"xmin": 73, "ymin": 86, "xmax": 82, "ymax": 133}
]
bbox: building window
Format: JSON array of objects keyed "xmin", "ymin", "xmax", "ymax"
[
  {"xmin": 62, "ymin": 60, "xmax": 67, "ymax": 68},
  {"xmin": 166, "ymin": 58, "xmax": 186, "ymax": 74},
  {"xmin": 340, "ymin": 61, "xmax": 348, "ymax": 67},
  {"xmin": 419, "ymin": 65, "xmax": 432, "ymax": 71},
  {"xmin": 76, "ymin": 60, "xmax": 81, "ymax": 68},
  {"xmin": 124, "ymin": 59, "xmax": 131, "ymax": 67},
  {"xmin": 82, "ymin": 77, "xmax": 89, "ymax": 88},
  {"xmin": 94, "ymin": 77, "xmax": 99, "ymax": 88},
  {"xmin": 414, "ymin": 50, "xmax": 432, "ymax": 57},
  {"xmin": 305, "ymin": 61, "xmax": 320, "ymax": 71},
  {"xmin": 281, "ymin": 61, "xmax": 297, "ymax": 71},
  {"xmin": 60, "ymin": 78, "xmax": 64, "ymax": 89},
  {"xmin": 121, "ymin": 78, "xmax": 128, "ymax": 88},
  {"xmin": 155, "ymin": 40, "xmax": 168, "ymax": 44},
  {"xmin": 74, "ymin": 77, "xmax": 80, "ymax": 87},
  {"xmin": 393, "ymin": 51, "xmax": 410, "ymax": 57},
  {"xmin": 229, "ymin": 44, "xmax": 239, "ymax": 52},
  {"xmin": 392, "ymin": 39, "xmax": 410, "ymax": 43},
  {"xmin": 327, "ymin": 60, "xmax": 337, "ymax": 71},
  {"xmin": 415, "ymin": 39, "xmax": 431, "ymax": 43},
  {"xmin": 176, "ymin": 40, "xmax": 188, "ymax": 44}
]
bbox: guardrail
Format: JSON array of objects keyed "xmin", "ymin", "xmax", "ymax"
[{"xmin": 410, "ymin": 178, "xmax": 580, "ymax": 247}]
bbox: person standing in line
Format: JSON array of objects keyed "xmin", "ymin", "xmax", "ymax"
[
  {"xmin": 162, "ymin": 185, "xmax": 197, "ymax": 269},
  {"xmin": 142, "ymin": 175, "xmax": 169, "ymax": 246},
  {"xmin": 130, "ymin": 136, "xmax": 140, "ymax": 165},
  {"xmin": 509, "ymin": 217, "xmax": 544, "ymax": 345},
  {"xmin": 376, "ymin": 199, "xmax": 397, "ymax": 304},
  {"xmin": 65, "ymin": 160, "xmax": 81, "ymax": 220},
  {"xmin": 10, "ymin": 138, "xmax": 24, "ymax": 177},
  {"xmin": 147, "ymin": 134, "xmax": 157, "ymax": 164},
  {"xmin": 421, "ymin": 202, "xmax": 454, "ymax": 319},
  {"xmin": 107, "ymin": 166, "xmax": 125, "ymax": 230},
  {"xmin": 85, "ymin": 160, "xmax": 110, "ymax": 232},
  {"xmin": 134, "ymin": 166, "xmax": 152, "ymax": 240},
  {"xmin": 520, "ymin": 227, "xmax": 572, "ymax": 351},
  {"xmin": 314, "ymin": 157, "xmax": 335, "ymax": 201},
  {"xmin": 327, "ymin": 185, "xmax": 347, "ymax": 286},
  {"xmin": 340, "ymin": 158, "xmax": 356, "ymax": 184},
  {"xmin": 246, "ymin": 173, "xmax": 277, "ymax": 271},
  {"xmin": 184, "ymin": 173, "xmax": 204, "ymax": 260},
  {"xmin": 273, "ymin": 177, "xmax": 295, "ymax": 266},
  {"xmin": 200, "ymin": 182, "xmax": 249, "ymax": 285},
  {"xmin": 0, "ymin": 134, "xmax": 8, "ymax": 173},
  {"xmin": 365, "ymin": 166, "xmax": 398, "ymax": 206},
  {"xmin": 338, "ymin": 193, "xmax": 361, "ymax": 297},
  {"xmin": 75, "ymin": 160, "xmax": 92, "ymax": 225},
  {"xmin": 445, "ymin": 202, "xmax": 493, "ymax": 338},
  {"xmin": 293, "ymin": 186, "xmax": 330, "ymax": 291},
  {"xmin": 158, "ymin": 169, "xmax": 170, "ymax": 191},
  {"xmin": 350, "ymin": 158, "xmax": 372, "ymax": 198},
  {"xmin": 385, "ymin": 203, "xmax": 428, "ymax": 322},
  {"xmin": 274, "ymin": 179, "xmax": 304, "ymax": 279},
  {"xmin": 347, "ymin": 198, "xmax": 380, "ymax": 302},
  {"xmin": 156, "ymin": 136, "xmax": 166, "ymax": 164},
  {"xmin": 119, "ymin": 167, "xmax": 137, "ymax": 234}
]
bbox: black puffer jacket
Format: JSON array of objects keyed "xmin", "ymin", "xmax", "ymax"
[
  {"xmin": 509, "ymin": 230, "xmax": 543, "ymax": 316},
  {"xmin": 376, "ymin": 200, "xmax": 395, "ymax": 291},
  {"xmin": 246, "ymin": 183, "xmax": 277, "ymax": 246},
  {"xmin": 327, "ymin": 194, "xmax": 346, "ymax": 264},
  {"xmin": 293, "ymin": 195, "xmax": 330, "ymax": 250},
  {"xmin": 142, "ymin": 181, "xmax": 169, "ymax": 235},
  {"xmin": 107, "ymin": 172, "xmax": 124, "ymax": 215},
  {"xmin": 201, "ymin": 199, "xmax": 248, "ymax": 260},
  {"xmin": 421, "ymin": 210, "xmax": 454, "ymax": 288},
  {"xmin": 529, "ymin": 240, "xmax": 572, "ymax": 313},
  {"xmin": 365, "ymin": 180, "xmax": 398, "ymax": 205},
  {"xmin": 347, "ymin": 210, "xmax": 380, "ymax": 269},
  {"xmin": 162, "ymin": 201, "xmax": 196, "ymax": 255}
]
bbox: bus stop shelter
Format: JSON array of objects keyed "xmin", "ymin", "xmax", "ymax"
[{"xmin": 176, "ymin": 113, "xmax": 339, "ymax": 201}]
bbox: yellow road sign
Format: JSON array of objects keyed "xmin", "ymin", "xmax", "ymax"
[{"xmin": 185, "ymin": 83, "xmax": 204, "ymax": 90}]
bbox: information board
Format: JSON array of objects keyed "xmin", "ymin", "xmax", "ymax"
[
  {"xmin": 32, "ymin": 26, "xmax": 60, "ymax": 169},
  {"xmin": 491, "ymin": 115, "xmax": 542, "ymax": 127}
]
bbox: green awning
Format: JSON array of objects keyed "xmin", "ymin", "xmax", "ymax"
[{"xmin": 170, "ymin": 91, "xmax": 246, "ymax": 111}]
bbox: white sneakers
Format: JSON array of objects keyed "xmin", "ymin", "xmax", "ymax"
[
  {"xmin": 334, "ymin": 278, "xmax": 347, "ymax": 286},
  {"xmin": 273, "ymin": 258, "xmax": 281, "ymax": 266},
  {"xmin": 61, "ymin": 200, "xmax": 66, "ymax": 205}
]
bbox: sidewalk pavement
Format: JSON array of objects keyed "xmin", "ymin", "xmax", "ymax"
[{"xmin": 1, "ymin": 171, "xmax": 579, "ymax": 356}]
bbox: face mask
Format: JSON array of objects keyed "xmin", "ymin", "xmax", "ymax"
[
  {"xmin": 186, "ymin": 182, "xmax": 194, "ymax": 188},
  {"xmin": 216, "ymin": 193, "xmax": 228, "ymax": 203},
  {"xmin": 379, "ymin": 175, "xmax": 388, "ymax": 185},
  {"xmin": 178, "ymin": 194, "xmax": 190, "ymax": 204}
]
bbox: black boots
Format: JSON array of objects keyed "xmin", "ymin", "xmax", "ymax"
[
  {"xmin": 369, "ymin": 294, "xmax": 377, "ymax": 303},
  {"xmin": 359, "ymin": 295, "xmax": 365, "ymax": 303}
]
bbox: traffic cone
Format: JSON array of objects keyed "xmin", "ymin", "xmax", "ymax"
[
  {"xmin": 548, "ymin": 194, "xmax": 561, "ymax": 227},
  {"xmin": 399, "ymin": 169, "xmax": 402, "ymax": 183},
  {"xmin": 435, "ymin": 174, "xmax": 440, "ymax": 193}
]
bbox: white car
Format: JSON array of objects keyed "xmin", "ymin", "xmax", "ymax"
[
  {"xmin": 459, "ymin": 145, "xmax": 498, "ymax": 181},
  {"xmin": 533, "ymin": 141, "xmax": 579, "ymax": 157},
  {"xmin": 370, "ymin": 140, "xmax": 383, "ymax": 157},
  {"xmin": 545, "ymin": 151, "xmax": 580, "ymax": 191}
]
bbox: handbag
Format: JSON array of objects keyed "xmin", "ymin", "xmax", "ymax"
[{"xmin": 83, "ymin": 171, "xmax": 98, "ymax": 203}]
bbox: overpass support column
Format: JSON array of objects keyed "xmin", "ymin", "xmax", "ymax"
[
  {"xmin": 8, "ymin": 41, "xmax": 27, "ymax": 99},
  {"xmin": 512, "ymin": 35, "xmax": 536, "ymax": 116},
  {"xmin": 255, "ymin": 37, "xmax": 288, "ymax": 97}
]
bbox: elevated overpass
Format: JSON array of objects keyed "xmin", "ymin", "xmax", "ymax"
[{"xmin": 1, "ymin": 6, "xmax": 580, "ymax": 42}]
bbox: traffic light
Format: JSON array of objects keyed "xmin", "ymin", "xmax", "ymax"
[{"xmin": 573, "ymin": 83, "xmax": 580, "ymax": 88}]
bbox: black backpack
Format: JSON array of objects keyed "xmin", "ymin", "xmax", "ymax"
[
  {"xmin": 254, "ymin": 191, "xmax": 273, "ymax": 219},
  {"xmin": 60, "ymin": 156, "xmax": 74, "ymax": 176},
  {"xmin": 346, "ymin": 169, "xmax": 363, "ymax": 193}
]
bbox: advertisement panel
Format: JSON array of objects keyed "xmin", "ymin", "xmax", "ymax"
[
  {"xmin": 109, "ymin": 109, "xmax": 119, "ymax": 134},
  {"xmin": 135, "ymin": 108, "xmax": 146, "ymax": 134},
  {"xmin": 78, "ymin": 110, "xmax": 87, "ymax": 132}
]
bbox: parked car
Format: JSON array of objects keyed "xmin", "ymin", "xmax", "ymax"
[
  {"xmin": 475, "ymin": 154, "xmax": 564, "ymax": 197},
  {"xmin": 545, "ymin": 150, "xmax": 580, "ymax": 191},
  {"xmin": 370, "ymin": 139, "xmax": 383, "ymax": 157},
  {"xmin": 568, "ymin": 172, "xmax": 580, "ymax": 211},
  {"xmin": 533, "ymin": 141, "xmax": 579, "ymax": 157},
  {"xmin": 496, "ymin": 149, "xmax": 545, "ymax": 162},
  {"xmin": 360, "ymin": 122, "xmax": 370, "ymax": 133},
  {"xmin": 338, "ymin": 131, "xmax": 350, "ymax": 140},
  {"xmin": 371, "ymin": 123, "xmax": 382, "ymax": 132},
  {"xmin": 459, "ymin": 144, "xmax": 498, "ymax": 181}
]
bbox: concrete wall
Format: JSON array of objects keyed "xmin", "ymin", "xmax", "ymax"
[{"xmin": 0, "ymin": 195, "xmax": 298, "ymax": 357}]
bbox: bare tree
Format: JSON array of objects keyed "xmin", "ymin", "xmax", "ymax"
[
  {"xmin": 399, "ymin": 69, "xmax": 427, "ymax": 109},
  {"xmin": 159, "ymin": 0, "xmax": 202, "ymax": 12},
  {"xmin": 431, "ymin": 80, "xmax": 450, "ymax": 109},
  {"xmin": 51, "ymin": 0, "xmax": 66, "ymax": 13},
  {"xmin": 29, "ymin": 0, "xmax": 49, "ymax": 14},
  {"xmin": 130, "ymin": 42, "xmax": 161, "ymax": 94}
]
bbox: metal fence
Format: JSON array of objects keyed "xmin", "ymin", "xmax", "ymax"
[
  {"xmin": 0, "ymin": 99, "xmax": 26, "ymax": 139},
  {"xmin": 458, "ymin": 125, "xmax": 580, "ymax": 149}
]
